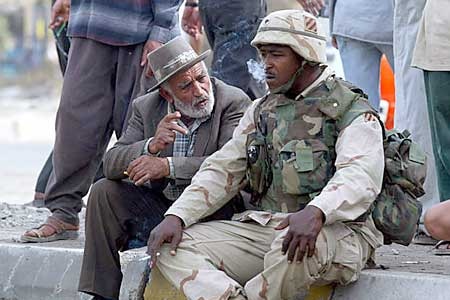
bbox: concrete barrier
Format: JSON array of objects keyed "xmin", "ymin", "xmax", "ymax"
[
  {"xmin": 1, "ymin": 240, "xmax": 450, "ymax": 300},
  {"xmin": 0, "ymin": 243, "xmax": 149, "ymax": 300}
]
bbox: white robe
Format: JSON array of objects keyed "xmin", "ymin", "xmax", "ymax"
[{"xmin": 393, "ymin": 0, "xmax": 439, "ymax": 217}]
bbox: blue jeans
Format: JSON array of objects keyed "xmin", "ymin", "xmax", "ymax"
[{"xmin": 336, "ymin": 36, "xmax": 394, "ymax": 110}]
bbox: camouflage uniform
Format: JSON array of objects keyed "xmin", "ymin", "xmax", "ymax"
[{"xmin": 157, "ymin": 10, "xmax": 385, "ymax": 300}]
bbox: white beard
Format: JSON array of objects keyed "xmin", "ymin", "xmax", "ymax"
[{"xmin": 170, "ymin": 83, "xmax": 215, "ymax": 119}]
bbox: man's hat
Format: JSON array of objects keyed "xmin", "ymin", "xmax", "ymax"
[{"xmin": 147, "ymin": 36, "xmax": 211, "ymax": 92}]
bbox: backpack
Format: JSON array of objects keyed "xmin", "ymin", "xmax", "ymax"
[
  {"xmin": 333, "ymin": 83, "xmax": 427, "ymax": 246},
  {"xmin": 371, "ymin": 129, "xmax": 426, "ymax": 245}
]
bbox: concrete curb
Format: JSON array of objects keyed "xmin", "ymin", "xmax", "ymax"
[
  {"xmin": 0, "ymin": 243, "xmax": 149, "ymax": 300},
  {"xmin": 1, "ymin": 241, "xmax": 450, "ymax": 300},
  {"xmin": 334, "ymin": 269, "xmax": 450, "ymax": 300}
]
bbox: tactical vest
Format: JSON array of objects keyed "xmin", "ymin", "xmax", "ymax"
[{"xmin": 246, "ymin": 75, "xmax": 376, "ymax": 213}]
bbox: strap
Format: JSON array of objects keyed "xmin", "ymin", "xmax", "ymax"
[{"xmin": 254, "ymin": 94, "xmax": 269, "ymax": 135}]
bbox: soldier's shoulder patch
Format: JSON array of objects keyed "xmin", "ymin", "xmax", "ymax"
[
  {"xmin": 304, "ymin": 16, "xmax": 317, "ymax": 33},
  {"xmin": 364, "ymin": 112, "xmax": 378, "ymax": 122}
]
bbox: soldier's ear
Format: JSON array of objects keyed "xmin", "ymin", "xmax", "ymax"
[{"xmin": 159, "ymin": 86, "xmax": 174, "ymax": 104}]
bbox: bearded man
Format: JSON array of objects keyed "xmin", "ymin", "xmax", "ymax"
[{"xmin": 78, "ymin": 36, "xmax": 251, "ymax": 300}]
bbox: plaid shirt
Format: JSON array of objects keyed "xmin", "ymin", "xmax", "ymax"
[
  {"xmin": 68, "ymin": 0, "xmax": 183, "ymax": 46},
  {"xmin": 143, "ymin": 105, "xmax": 210, "ymax": 200},
  {"xmin": 163, "ymin": 115, "xmax": 209, "ymax": 200}
]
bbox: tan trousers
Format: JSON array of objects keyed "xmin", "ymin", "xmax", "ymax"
[{"xmin": 156, "ymin": 216, "xmax": 371, "ymax": 300}]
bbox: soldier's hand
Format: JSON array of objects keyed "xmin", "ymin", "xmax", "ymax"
[
  {"xmin": 182, "ymin": 4, "xmax": 203, "ymax": 40},
  {"xmin": 141, "ymin": 39, "xmax": 163, "ymax": 77},
  {"xmin": 147, "ymin": 215, "xmax": 183, "ymax": 268},
  {"xmin": 275, "ymin": 206, "xmax": 324, "ymax": 264},
  {"xmin": 49, "ymin": 0, "xmax": 70, "ymax": 30},
  {"xmin": 127, "ymin": 156, "xmax": 170, "ymax": 185},
  {"xmin": 296, "ymin": 0, "xmax": 325, "ymax": 16},
  {"xmin": 148, "ymin": 111, "xmax": 188, "ymax": 154}
]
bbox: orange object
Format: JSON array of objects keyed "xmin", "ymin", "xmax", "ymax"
[{"xmin": 380, "ymin": 55, "xmax": 396, "ymax": 129}]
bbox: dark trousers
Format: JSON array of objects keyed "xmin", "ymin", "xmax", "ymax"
[
  {"xmin": 34, "ymin": 10, "xmax": 71, "ymax": 195},
  {"xmin": 78, "ymin": 179, "xmax": 172, "ymax": 300},
  {"xmin": 424, "ymin": 70, "xmax": 450, "ymax": 201},
  {"xmin": 44, "ymin": 38, "xmax": 145, "ymax": 225},
  {"xmin": 199, "ymin": 0, "xmax": 267, "ymax": 100}
]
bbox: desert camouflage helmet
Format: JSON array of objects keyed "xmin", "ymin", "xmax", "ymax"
[{"xmin": 251, "ymin": 9, "xmax": 327, "ymax": 64}]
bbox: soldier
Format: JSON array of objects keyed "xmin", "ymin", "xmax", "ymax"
[{"xmin": 148, "ymin": 9, "xmax": 385, "ymax": 299}]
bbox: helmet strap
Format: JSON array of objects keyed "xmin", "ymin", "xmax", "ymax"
[{"xmin": 270, "ymin": 60, "xmax": 307, "ymax": 95}]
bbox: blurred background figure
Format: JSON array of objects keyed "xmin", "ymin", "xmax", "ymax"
[
  {"xmin": 393, "ymin": 0, "xmax": 439, "ymax": 244},
  {"xmin": 329, "ymin": 0, "xmax": 394, "ymax": 111},
  {"xmin": 182, "ymin": 0, "xmax": 267, "ymax": 100},
  {"xmin": 31, "ymin": 0, "xmax": 72, "ymax": 208},
  {"xmin": 20, "ymin": 0, "xmax": 184, "ymax": 243},
  {"xmin": 412, "ymin": 0, "xmax": 450, "ymax": 209}
]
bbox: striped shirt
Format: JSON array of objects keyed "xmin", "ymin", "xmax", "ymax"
[{"xmin": 68, "ymin": 0, "xmax": 183, "ymax": 46}]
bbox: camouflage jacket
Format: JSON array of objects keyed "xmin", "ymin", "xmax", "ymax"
[
  {"xmin": 165, "ymin": 67, "xmax": 385, "ymax": 248},
  {"xmin": 246, "ymin": 69, "xmax": 378, "ymax": 214}
]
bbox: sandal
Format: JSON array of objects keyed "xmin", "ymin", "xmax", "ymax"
[
  {"xmin": 20, "ymin": 216, "xmax": 79, "ymax": 243},
  {"xmin": 433, "ymin": 240, "xmax": 450, "ymax": 256},
  {"xmin": 412, "ymin": 230, "xmax": 438, "ymax": 245}
]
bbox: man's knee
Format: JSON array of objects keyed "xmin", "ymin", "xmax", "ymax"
[
  {"xmin": 424, "ymin": 202, "xmax": 450, "ymax": 239},
  {"xmin": 87, "ymin": 179, "xmax": 122, "ymax": 209},
  {"xmin": 266, "ymin": 226, "xmax": 366, "ymax": 286}
]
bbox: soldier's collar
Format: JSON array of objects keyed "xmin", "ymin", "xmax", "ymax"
[{"xmin": 295, "ymin": 66, "xmax": 335, "ymax": 100}]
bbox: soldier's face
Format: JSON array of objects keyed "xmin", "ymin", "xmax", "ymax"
[{"xmin": 259, "ymin": 45, "xmax": 302, "ymax": 90}]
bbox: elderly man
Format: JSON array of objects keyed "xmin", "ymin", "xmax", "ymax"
[
  {"xmin": 78, "ymin": 37, "xmax": 251, "ymax": 300},
  {"xmin": 148, "ymin": 10, "xmax": 384, "ymax": 299}
]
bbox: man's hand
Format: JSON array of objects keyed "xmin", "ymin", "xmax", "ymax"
[
  {"xmin": 297, "ymin": 0, "xmax": 325, "ymax": 16},
  {"xmin": 49, "ymin": 0, "xmax": 70, "ymax": 30},
  {"xmin": 148, "ymin": 112, "xmax": 188, "ymax": 154},
  {"xmin": 127, "ymin": 156, "xmax": 170, "ymax": 185},
  {"xmin": 141, "ymin": 40, "xmax": 163, "ymax": 77},
  {"xmin": 147, "ymin": 215, "xmax": 183, "ymax": 268},
  {"xmin": 182, "ymin": 5, "xmax": 202, "ymax": 40},
  {"xmin": 275, "ymin": 206, "xmax": 324, "ymax": 263}
]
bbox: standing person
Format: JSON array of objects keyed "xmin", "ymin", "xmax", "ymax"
[
  {"xmin": 411, "ymin": 0, "xmax": 450, "ymax": 253},
  {"xmin": 182, "ymin": 0, "xmax": 267, "ymax": 100},
  {"xmin": 329, "ymin": 0, "xmax": 394, "ymax": 110},
  {"xmin": 31, "ymin": 0, "xmax": 72, "ymax": 208},
  {"xmin": 148, "ymin": 10, "xmax": 385, "ymax": 299},
  {"xmin": 393, "ymin": 0, "xmax": 439, "ymax": 243},
  {"xmin": 21, "ymin": 0, "xmax": 183, "ymax": 243}
]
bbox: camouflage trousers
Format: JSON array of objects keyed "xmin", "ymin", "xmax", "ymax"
[{"xmin": 156, "ymin": 213, "xmax": 372, "ymax": 300}]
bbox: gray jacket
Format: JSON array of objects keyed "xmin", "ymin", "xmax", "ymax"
[
  {"xmin": 329, "ymin": 0, "xmax": 394, "ymax": 44},
  {"xmin": 103, "ymin": 77, "xmax": 251, "ymax": 188}
]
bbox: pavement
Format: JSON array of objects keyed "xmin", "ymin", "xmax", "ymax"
[
  {"xmin": 1, "ymin": 62, "xmax": 448, "ymax": 300},
  {"xmin": 1, "ymin": 204, "xmax": 450, "ymax": 300}
]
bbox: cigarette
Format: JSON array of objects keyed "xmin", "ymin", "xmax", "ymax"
[
  {"xmin": 171, "ymin": 120, "xmax": 189, "ymax": 134},
  {"xmin": 123, "ymin": 171, "xmax": 129, "ymax": 176},
  {"xmin": 139, "ymin": 255, "xmax": 151, "ymax": 261}
]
